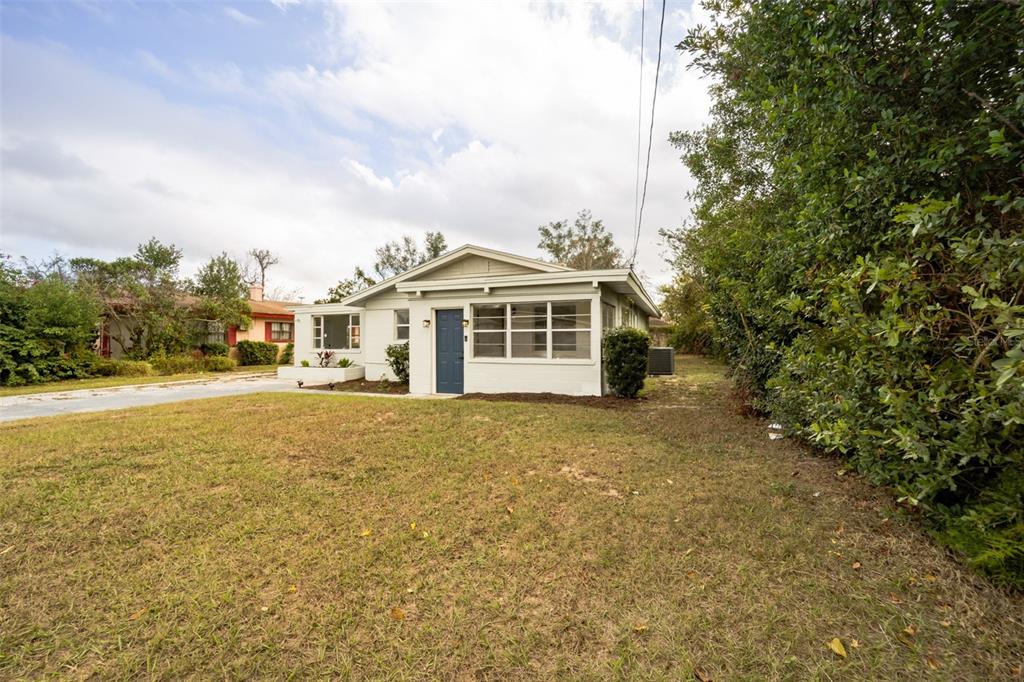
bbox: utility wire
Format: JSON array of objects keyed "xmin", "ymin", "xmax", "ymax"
[
  {"xmin": 629, "ymin": 0, "xmax": 666, "ymax": 269},
  {"xmin": 631, "ymin": 0, "xmax": 645, "ymax": 239}
]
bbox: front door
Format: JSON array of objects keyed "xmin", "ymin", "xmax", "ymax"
[{"xmin": 435, "ymin": 309, "xmax": 464, "ymax": 394}]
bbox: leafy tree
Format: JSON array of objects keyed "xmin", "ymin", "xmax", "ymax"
[
  {"xmin": 317, "ymin": 232, "xmax": 447, "ymax": 303},
  {"xmin": 246, "ymin": 248, "xmax": 280, "ymax": 288},
  {"xmin": 658, "ymin": 273, "xmax": 713, "ymax": 354},
  {"xmin": 538, "ymin": 210, "xmax": 624, "ymax": 269},
  {"xmin": 373, "ymin": 231, "xmax": 448, "ymax": 279},
  {"xmin": 0, "ymin": 255, "xmax": 102, "ymax": 385},
  {"xmin": 192, "ymin": 252, "xmax": 250, "ymax": 331},
  {"xmin": 316, "ymin": 266, "xmax": 376, "ymax": 304},
  {"xmin": 674, "ymin": 1, "xmax": 1023, "ymax": 584}
]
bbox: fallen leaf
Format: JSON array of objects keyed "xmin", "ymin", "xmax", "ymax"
[
  {"xmin": 926, "ymin": 656, "xmax": 941, "ymax": 670},
  {"xmin": 693, "ymin": 665, "xmax": 712, "ymax": 681},
  {"xmin": 409, "ymin": 522, "xmax": 416, "ymax": 530},
  {"xmin": 260, "ymin": 606, "xmax": 269, "ymax": 612},
  {"xmin": 828, "ymin": 638, "xmax": 847, "ymax": 658},
  {"xmin": 128, "ymin": 608, "xmax": 145, "ymax": 621},
  {"xmin": 939, "ymin": 620, "xmax": 951, "ymax": 628},
  {"xmin": 888, "ymin": 593, "xmax": 904, "ymax": 604},
  {"xmin": 904, "ymin": 625, "xmax": 917, "ymax": 636},
  {"xmin": 422, "ymin": 531, "xmax": 429, "ymax": 538},
  {"xmin": 360, "ymin": 529, "xmax": 372, "ymax": 537},
  {"xmin": 391, "ymin": 607, "xmax": 405, "ymax": 621},
  {"xmin": 925, "ymin": 574, "xmax": 937, "ymax": 581},
  {"xmin": 288, "ymin": 585, "xmax": 298, "ymax": 593},
  {"xmin": 632, "ymin": 624, "xmax": 648, "ymax": 633},
  {"xmin": 850, "ymin": 639, "xmax": 860, "ymax": 649},
  {"xmin": 852, "ymin": 561, "xmax": 862, "ymax": 570},
  {"xmin": 505, "ymin": 505, "xmax": 514, "ymax": 515}
]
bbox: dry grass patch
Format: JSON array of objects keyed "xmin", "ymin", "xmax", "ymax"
[{"xmin": 0, "ymin": 355, "xmax": 1021, "ymax": 679}]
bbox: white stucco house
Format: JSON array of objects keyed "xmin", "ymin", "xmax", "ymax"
[{"xmin": 280, "ymin": 245, "xmax": 659, "ymax": 396}]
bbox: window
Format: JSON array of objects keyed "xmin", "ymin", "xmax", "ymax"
[
  {"xmin": 395, "ymin": 309, "xmax": 410, "ymax": 341},
  {"xmin": 204, "ymin": 321, "xmax": 227, "ymax": 344},
  {"xmin": 602, "ymin": 302, "xmax": 616, "ymax": 332},
  {"xmin": 270, "ymin": 321, "xmax": 293, "ymax": 342},
  {"xmin": 313, "ymin": 314, "xmax": 360, "ymax": 350},
  {"xmin": 471, "ymin": 301, "xmax": 591, "ymax": 360},
  {"xmin": 472, "ymin": 304, "xmax": 506, "ymax": 358}
]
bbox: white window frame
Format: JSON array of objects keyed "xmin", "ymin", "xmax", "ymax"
[
  {"xmin": 312, "ymin": 314, "xmax": 360, "ymax": 350},
  {"xmin": 395, "ymin": 309, "xmax": 410, "ymax": 341},
  {"xmin": 470, "ymin": 299, "xmax": 592, "ymax": 362}
]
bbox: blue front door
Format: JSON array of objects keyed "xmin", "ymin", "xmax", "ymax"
[{"xmin": 435, "ymin": 309, "xmax": 464, "ymax": 394}]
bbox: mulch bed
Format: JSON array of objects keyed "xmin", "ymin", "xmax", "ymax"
[
  {"xmin": 456, "ymin": 392, "xmax": 640, "ymax": 409},
  {"xmin": 302, "ymin": 380, "xmax": 409, "ymax": 395}
]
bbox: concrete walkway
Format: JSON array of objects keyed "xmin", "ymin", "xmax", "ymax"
[{"xmin": 0, "ymin": 375, "xmax": 456, "ymax": 423}]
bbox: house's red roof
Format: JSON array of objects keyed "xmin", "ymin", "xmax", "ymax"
[{"xmin": 249, "ymin": 299, "xmax": 298, "ymax": 317}]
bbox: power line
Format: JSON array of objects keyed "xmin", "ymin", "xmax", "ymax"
[
  {"xmin": 630, "ymin": 0, "xmax": 666, "ymax": 269},
  {"xmin": 631, "ymin": 0, "xmax": 645, "ymax": 239}
]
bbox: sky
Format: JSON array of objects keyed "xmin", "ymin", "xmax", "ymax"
[{"xmin": 0, "ymin": 0, "xmax": 711, "ymax": 301}]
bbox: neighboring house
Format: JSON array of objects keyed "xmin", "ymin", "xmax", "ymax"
[
  {"xmin": 284, "ymin": 244, "xmax": 659, "ymax": 396},
  {"xmin": 98, "ymin": 286, "xmax": 298, "ymax": 359},
  {"xmin": 221, "ymin": 285, "xmax": 299, "ymax": 358}
]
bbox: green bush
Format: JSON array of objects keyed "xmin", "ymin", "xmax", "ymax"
[
  {"xmin": 201, "ymin": 341, "xmax": 229, "ymax": 357},
  {"xmin": 149, "ymin": 353, "xmax": 202, "ymax": 375},
  {"xmin": 385, "ymin": 343, "xmax": 409, "ymax": 383},
  {"xmin": 300, "ymin": 359, "xmax": 310, "ymax": 367},
  {"xmin": 202, "ymin": 356, "xmax": 236, "ymax": 372},
  {"xmin": 235, "ymin": 340, "xmax": 278, "ymax": 366},
  {"xmin": 279, "ymin": 342, "xmax": 294, "ymax": 365},
  {"xmin": 602, "ymin": 328, "xmax": 650, "ymax": 398},
  {"xmin": 336, "ymin": 356, "xmax": 353, "ymax": 368},
  {"xmin": 95, "ymin": 359, "xmax": 152, "ymax": 377},
  {"xmin": 673, "ymin": 2, "xmax": 1024, "ymax": 584}
]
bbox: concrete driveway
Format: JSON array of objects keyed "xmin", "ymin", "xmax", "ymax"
[{"xmin": 0, "ymin": 374, "xmax": 299, "ymax": 423}]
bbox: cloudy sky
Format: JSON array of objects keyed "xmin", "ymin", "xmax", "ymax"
[{"xmin": 1, "ymin": 1, "xmax": 710, "ymax": 301}]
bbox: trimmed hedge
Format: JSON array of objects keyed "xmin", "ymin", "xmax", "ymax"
[
  {"xmin": 602, "ymin": 328, "xmax": 650, "ymax": 398},
  {"xmin": 236, "ymin": 340, "xmax": 278, "ymax": 366}
]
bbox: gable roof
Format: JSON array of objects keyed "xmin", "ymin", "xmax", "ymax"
[
  {"xmin": 249, "ymin": 299, "xmax": 300, "ymax": 317},
  {"xmin": 340, "ymin": 244, "xmax": 571, "ymax": 307}
]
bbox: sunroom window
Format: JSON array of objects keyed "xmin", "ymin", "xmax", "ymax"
[
  {"xmin": 471, "ymin": 301, "xmax": 591, "ymax": 360},
  {"xmin": 313, "ymin": 314, "xmax": 360, "ymax": 350}
]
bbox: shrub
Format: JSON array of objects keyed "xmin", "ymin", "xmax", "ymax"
[
  {"xmin": 316, "ymin": 350, "xmax": 335, "ymax": 368},
  {"xmin": 602, "ymin": 328, "xmax": 650, "ymax": 398},
  {"xmin": 385, "ymin": 343, "xmax": 410, "ymax": 383},
  {"xmin": 336, "ymin": 356, "xmax": 353, "ymax": 368},
  {"xmin": 202, "ymin": 356, "xmax": 236, "ymax": 372},
  {"xmin": 149, "ymin": 353, "xmax": 202, "ymax": 375},
  {"xmin": 201, "ymin": 341, "xmax": 229, "ymax": 357},
  {"xmin": 95, "ymin": 359, "xmax": 152, "ymax": 377},
  {"xmin": 236, "ymin": 340, "xmax": 278, "ymax": 366},
  {"xmin": 279, "ymin": 342, "xmax": 294, "ymax": 365},
  {"xmin": 300, "ymin": 359, "xmax": 310, "ymax": 367}
]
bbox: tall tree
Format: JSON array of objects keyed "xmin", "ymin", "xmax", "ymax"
[
  {"xmin": 246, "ymin": 248, "xmax": 280, "ymax": 288},
  {"xmin": 373, "ymin": 231, "xmax": 448, "ymax": 279},
  {"xmin": 192, "ymin": 253, "xmax": 250, "ymax": 331},
  {"xmin": 537, "ymin": 210, "xmax": 624, "ymax": 269},
  {"xmin": 318, "ymin": 232, "xmax": 447, "ymax": 303}
]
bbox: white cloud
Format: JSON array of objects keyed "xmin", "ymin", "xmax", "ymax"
[
  {"xmin": 223, "ymin": 7, "xmax": 260, "ymax": 27},
  {"xmin": 1, "ymin": 4, "xmax": 711, "ymax": 299}
]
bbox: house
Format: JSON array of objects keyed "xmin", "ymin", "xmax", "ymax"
[
  {"xmin": 281, "ymin": 245, "xmax": 659, "ymax": 396},
  {"xmin": 97, "ymin": 286, "xmax": 298, "ymax": 359},
  {"xmin": 224, "ymin": 285, "xmax": 298, "ymax": 358}
]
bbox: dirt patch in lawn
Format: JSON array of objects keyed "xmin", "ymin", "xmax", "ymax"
[
  {"xmin": 303, "ymin": 379, "xmax": 409, "ymax": 394},
  {"xmin": 457, "ymin": 391, "xmax": 638, "ymax": 409}
]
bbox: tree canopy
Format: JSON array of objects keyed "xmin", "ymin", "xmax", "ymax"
[
  {"xmin": 538, "ymin": 210, "xmax": 624, "ymax": 269},
  {"xmin": 672, "ymin": 1, "xmax": 1023, "ymax": 584},
  {"xmin": 318, "ymin": 232, "xmax": 448, "ymax": 303}
]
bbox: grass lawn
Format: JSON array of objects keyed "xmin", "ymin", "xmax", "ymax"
[
  {"xmin": 1, "ymin": 356, "xmax": 1020, "ymax": 679},
  {"xmin": 0, "ymin": 365, "xmax": 280, "ymax": 397}
]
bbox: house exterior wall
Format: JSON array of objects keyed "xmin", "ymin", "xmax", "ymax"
[
  {"xmin": 291, "ymin": 307, "xmax": 364, "ymax": 368},
  {"xmin": 232, "ymin": 318, "xmax": 293, "ymax": 358}
]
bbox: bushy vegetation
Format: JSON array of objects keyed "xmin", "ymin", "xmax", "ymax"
[
  {"xmin": 200, "ymin": 342, "xmax": 229, "ymax": 357},
  {"xmin": 385, "ymin": 343, "xmax": 410, "ymax": 383},
  {"xmin": 671, "ymin": 1, "xmax": 1023, "ymax": 584},
  {"xmin": 279, "ymin": 342, "xmax": 294, "ymax": 365},
  {"xmin": 94, "ymin": 359, "xmax": 152, "ymax": 377},
  {"xmin": 236, "ymin": 340, "xmax": 278, "ymax": 366},
  {"xmin": 0, "ymin": 257, "xmax": 102, "ymax": 386},
  {"xmin": 602, "ymin": 328, "xmax": 650, "ymax": 398},
  {"xmin": 659, "ymin": 273, "xmax": 714, "ymax": 354},
  {"xmin": 202, "ymin": 356, "xmax": 236, "ymax": 372},
  {"xmin": 149, "ymin": 353, "xmax": 204, "ymax": 375}
]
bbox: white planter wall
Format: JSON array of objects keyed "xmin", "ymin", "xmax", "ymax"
[{"xmin": 277, "ymin": 365, "xmax": 365, "ymax": 383}]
